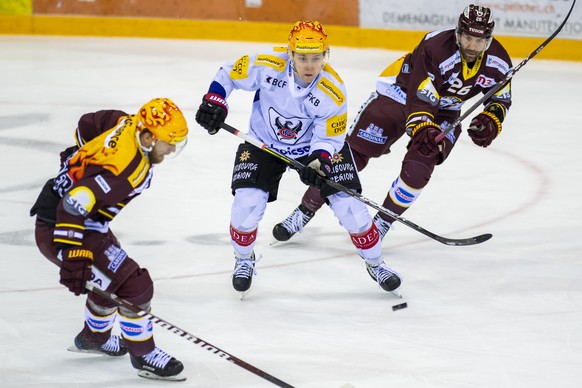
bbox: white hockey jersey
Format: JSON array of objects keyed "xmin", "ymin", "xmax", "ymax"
[{"xmin": 210, "ymin": 47, "xmax": 348, "ymax": 158}]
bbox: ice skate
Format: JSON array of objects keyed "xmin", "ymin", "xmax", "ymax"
[
  {"xmin": 373, "ymin": 213, "xmax": 392, "ymax": 241},
  {"xmin": 272, "ymin": 204, "xmax": 314, "ymax": 242},
  {"xmin": 68, "ymin": 329, "xmax": 128, "ymax": 357},
  {"xmin": 130, "ymin": 347, "xmax": 186, "ymax": 381},
  {"xmin": 232, "ymin": 251, "xmax": 256, "ymax": 293},
  {"xmin": 366, "ymin": 261, "xmax": 402, "ymax": 296}
]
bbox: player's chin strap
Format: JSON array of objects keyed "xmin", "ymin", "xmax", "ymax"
[
  {"xmin": 84, "ymin": 282, "xmax": 294, "ymax": 388},
  {"xmin": 219, "ymin": 122, "xmax": 491, "ymax": 247},
  {"xmin": 435, "ymin": 0, "xmax": 577, "ymax": 143}
]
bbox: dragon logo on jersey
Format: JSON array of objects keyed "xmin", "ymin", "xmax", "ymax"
[{"xmin": 268, "ymin": 107, "xmax": 309, "ymax": 144}]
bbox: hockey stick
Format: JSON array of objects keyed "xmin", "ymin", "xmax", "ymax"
[
  {"xmin": 435, "ymin": 0, "xmax": 577, "ymax": 142},
  {"xmin": 85, "ymin": 283, "xmax": 294, "ymax": 388},
  {"xmin": 219, "ymin": 122, "xmax": 491, "ymax": 246}
]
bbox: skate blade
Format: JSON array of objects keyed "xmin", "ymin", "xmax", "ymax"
[
  {"xmin": 67, "ymin": 345, "xmax": 101, "ymax": 355},
  {"xmin": 67, "ymin": 345, "xmax": 126, "ymax": 357},
  {"xmin": 390, "ymin": 288, "xmax": 403, "ymax": 298},
  {"xmin": 239, "ymin": 289, "xmax": 251, "ymax": 301},
  {"xmin": 137, "ymin": 370, "xmax": 187, "ymax": 381}
]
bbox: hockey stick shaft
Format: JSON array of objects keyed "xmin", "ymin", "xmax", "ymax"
[
  {"xmin": 435, "ymin": 0, "xmax": 577, "ymax": 142},
  {"xmin": 85, "ymin": 283, "xmax": 295, "ymax": 388},
  {"xmin": 220, "ymin": 122, "xmax": 491, "ymax": 246}
]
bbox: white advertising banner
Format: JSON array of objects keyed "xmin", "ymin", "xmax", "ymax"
[{"xmin": 359, "ymin": 0, "xmax": 582, "ymax": 40}]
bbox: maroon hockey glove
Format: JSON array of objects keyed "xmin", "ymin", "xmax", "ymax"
[
  {"xmin": 195, "ymin": 93, "xmax": 228, "ymax": 135},
  {"xmin": 410, "ymin": 122, "xmax": 443, "ymax": 157},
  {"xmin": 59, "ymin": 248, "xmax": 94, "ymax": 296},
  {"xmin": 299, "ymin": 151, "xmax": 332, "ymax": 189},
  {"xmin": 468, "ymin": 111, "xmax": 502, "ymax": 148}
]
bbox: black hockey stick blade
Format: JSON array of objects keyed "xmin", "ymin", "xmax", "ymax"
[
  {"xmin": 220, "ymin": 122, "xmax": 491, "ymax": 246},
  {"xmin": 429, "ymin": 230, "xmax": 492, "ymax": 246},
  {"xmin": 85, "ymin": 283, "xmax": 295, "ymax": 388}
]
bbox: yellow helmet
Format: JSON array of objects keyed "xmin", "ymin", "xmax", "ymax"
[
  {"xmin": 138, "ymin": 98, "xmax": 188, "ymax": 145},
  {"xmin": 288, "ymin": 21, "xmax": 328, "ymax": 54}
]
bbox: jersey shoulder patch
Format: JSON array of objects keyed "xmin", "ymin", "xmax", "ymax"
[
  {"xmin": 322, "ymin": 64, "xmax": 343, "ymax": 84},
  {"xmin": 230, "ymin": 55, "xmax": 250, "ymax": 80},
  {"xmin": 485, "ymin": 54, "xmax": 510, "ymax": 74},
  {"xmin": 317, "ymin": 76, "xmax": 345, "ymax": 107},
  {"xmin": 254, "ymin": 54, "xmax": 286, "ymax": 72}
]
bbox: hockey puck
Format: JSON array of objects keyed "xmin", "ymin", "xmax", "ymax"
[{"xmin": 392, "ymin": 302, "xmax": 408, "ymax": 311}]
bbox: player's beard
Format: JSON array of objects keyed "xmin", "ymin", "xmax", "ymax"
[{"xmin": 148, "ymin": 149, "xmax": 165, "ymax": 164}]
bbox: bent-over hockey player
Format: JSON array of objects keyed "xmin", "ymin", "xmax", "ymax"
[
  {"xmin": 195, "ymin": 21, "xmax": 402, "ymax": 295},
  {"xmin": 30, "ymin": 98, "xmax": 189, "ymax": 381},
  {"xmin": 274, "ymin": 5, "xmax": 513, "ymax": 243}
]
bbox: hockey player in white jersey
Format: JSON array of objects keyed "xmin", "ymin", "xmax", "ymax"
[{"xmin": 195, "ymin": 21, "xmax": 402, "ymax": 296}]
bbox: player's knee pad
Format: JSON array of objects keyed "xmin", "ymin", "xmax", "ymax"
[
  {"xmin": 114, "ymin": 268, "xmax": 154, "ymax": 312},
  {"xmin": 230, "ymin": 188, "xmax": 268, "ymax": 231},
  {"xmin": 328, "ymin": 192, "xmax": 372, "ymax": 234},
  {"xmin": 402, "ymin": 153, "xmax": 436, "ymax": 188}
]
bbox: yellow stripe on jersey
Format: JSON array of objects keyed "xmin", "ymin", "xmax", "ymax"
[
  {"xmin": 255, "ymin": 54, "xmax": 286, "ymax": 71},
  {"xmin": 53, "ymin": 238, "xmax": 83, "ymax": 246},
  {"xmin": 317, "ymin": 77, "xmax": 345, "ymax": 106},
  {"xmin": 495, "ymin": 83, "xmax": 511, "ymax": 98},
  {"xmin": 462, "ymin": 53, "xmax": 484, "ymax": 80},
  {"xmin": 55, "ymin": 223, "xmax": 85, "ymax": 230},
  {"xmin": 379, "ymin": 55, "xmax": 406, "ymax": 77},
  {"xmin": 127, "ymin": 157, "xmax": 149, "ymax": 188},
  {"xmin": 98, "ymin": 209, "xmax": 115, "ymax": 219},
  {"xmin": 323, "ymin": 64, "xmax": 343, "ymax": 84},
  {"xmin": 273, "ymin": 46, "xmax": 287, "ymax": 52},
  {"xmin": 230, "ymin": 55, "xmax": 250, "ymax": 80},
  {"xmin": 326, "ymin": 113, "xmax": 347, "ymax": 137}
]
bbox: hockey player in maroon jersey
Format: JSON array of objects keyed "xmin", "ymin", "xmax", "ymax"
[
  {"xmin": 30, "ymin": 98, "xmax": 189, "ymax": 381},
  {"xmin": 274, "ymin": 4, "xmax": 512, "ymax": 243}
]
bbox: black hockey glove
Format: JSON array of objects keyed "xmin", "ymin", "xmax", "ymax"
[
  {"xmin": 468, "ymin": 111, "xmax": 502, "ymax": 148},
  {"xmin": 195, "ymin": 93, "xmax": 228, "ymax": 135},
  {"xmin": 410, "ymin": 121, "xmax": 444, "ymax": 157},
  {"xmin": 299, "ymin": 151, "xmax": 332, "ymax": 189},
  {"xmin": 59, "ymin": 247, "xmax": 93, "ymax": 296}
]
